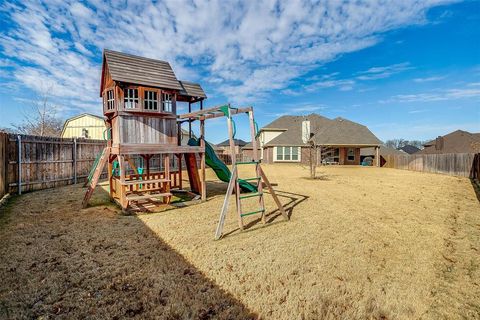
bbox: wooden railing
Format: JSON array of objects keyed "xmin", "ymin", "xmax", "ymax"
[{"xmin": 382, "ymin": 153, "xmax": 478, "ymax": 178}]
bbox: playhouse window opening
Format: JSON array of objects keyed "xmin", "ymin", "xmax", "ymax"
[
  {"xmin": 106, "ymin": 89, "xmax": 115, "ymax": 110},
  {"xmin": 162, "ymin": 93, "xmax": 172, "ymax": 112},
  {"xmin": 144, "ymin": 90, "xmax": 158, "ymax": 110},
  {"xmin": 124, "ymin": 88, "xmax": 139, "ymax": 109}
]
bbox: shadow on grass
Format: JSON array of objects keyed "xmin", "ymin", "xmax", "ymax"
[
  {"xmin": 222, "ymin": 189, "xmax": 309, "ymax": 238},
  {"xmin": 0, "ymin": 185, "xmax": 257, "ymax": 319}
]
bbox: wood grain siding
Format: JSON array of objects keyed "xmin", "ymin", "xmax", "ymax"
[
  {"xmin": 383, "ymin": 153, "xmax": 477, "ymax": 177},
  {"xmin": 117, "ymin": 115, "xmax": 176, "ymax": 145},
  {"xmin": 4, "ymin": 134, "xmax": 106, "ymax": 194},
  {"xmin": 0, "ymin": 132, "xmax": 6, "ymax": 198}
]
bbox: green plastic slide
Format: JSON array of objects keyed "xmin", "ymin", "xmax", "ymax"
[{"xmin": 188, "ymin": 138, "xmax": 257, "ymax": 193}]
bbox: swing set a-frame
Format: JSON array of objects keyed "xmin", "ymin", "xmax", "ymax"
[{"xmin": 178, "ymin": 104, "xmax": 289, "ymax": 239}]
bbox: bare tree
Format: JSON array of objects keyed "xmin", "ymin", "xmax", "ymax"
[
  {"xmin": 12, "ymin": 91, "xmax": 63, "ymax": 137},
  {"xmin": 385, "ymin": 138, "xmax": 427, "ymax": 149},
  {"xmin": 302, "ymin": 119, "xmax": 317, "ymax": 179}
]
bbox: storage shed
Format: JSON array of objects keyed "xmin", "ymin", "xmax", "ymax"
[{"xmin": 61, "ymin": 113, "xmax": 106, "ymax": 139}]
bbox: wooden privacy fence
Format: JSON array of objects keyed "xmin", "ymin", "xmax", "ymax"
[
  {"xmin": 382, "ymin": 153, "xmax": 478, "ymax": 178},
  {"xmin": 0, "ymin": 133, "xmax": 106, "ymax": 195}
]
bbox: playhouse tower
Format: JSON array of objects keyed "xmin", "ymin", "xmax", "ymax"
[{"xmin": 84, "ymin": 49, "xmax": 206, "ymax": 209}]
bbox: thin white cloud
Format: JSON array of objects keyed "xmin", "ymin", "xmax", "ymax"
[
  {"xmin": 381, "ymin": 86, "xmax": 480, "ymax": 103},
  {"xmin": 356, "ymin": 62, "xmax": 413, "ymax": 80},
  {"xmin": 413, "ymin": 76, "xmax": 445, "ymax": 82},
  {"xmin": 0, "ymin": 0, "xmax": 455, "ymax": 112}
]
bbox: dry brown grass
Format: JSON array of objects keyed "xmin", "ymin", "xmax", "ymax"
[{"xmin": 1, "ymin": 165, "xmax": 479, "ymax": 319}]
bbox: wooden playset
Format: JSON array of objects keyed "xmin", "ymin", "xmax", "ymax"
[{"xmin": 82, "ymin": 49, "xmax": 288, "ymax": 239}]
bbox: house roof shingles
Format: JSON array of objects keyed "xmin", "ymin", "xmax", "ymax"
[
  {"xmin": 217, "ymin": 139, "xmax": 248, "ymax": 147},
  {"xmin": 397, "ymin": 145, "xmax": 420, "ymax": 154},
  {"xmin": 361, "ymin": 146, "xmax": 404, "ymax": 156},
  {"xmin": 257, "ymin": 114, "xmax": 382, "ymax": 147},
  {"xmin": 417, "ymin": 130, "xmax": 480, "ymax": 154}
]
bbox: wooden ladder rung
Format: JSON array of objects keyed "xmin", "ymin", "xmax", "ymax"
[
  {"xmin": 125, "ymin": 192, "xmax": 172, "ymax": 201},
  {"xmin": 239, "ymin": 192, "xmax": 263, "ymax": 200},
  {"xmin": 240, "ymin": 209, "xmax": 265, "ymax": 217},
  {"xmin": 122, "ymin": 178, "xmax": 170, "ymax": 186}
]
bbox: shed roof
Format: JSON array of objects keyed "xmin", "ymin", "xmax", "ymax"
[{"xmin": 101, "ymin": 49, "xmax": 182, "ymax": 95}]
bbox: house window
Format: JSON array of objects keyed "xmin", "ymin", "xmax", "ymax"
[
  {"xmin": 124, "ymin": 88, "xmax": 139, "ymax": 109},
  {"xmin": 162, "ymin": 93, "xmax": 172, "ymax": 112},
  {"xmin": 347, "ymin": 148, "xmax": 355, "ymax": 161},
  {"xmin": 144, "ymin": 90, "xmax": 158, "ymax": 110},
  {"xmin": 106, "ymin": 89, "xmax": 115, "ymax": 110},
  {"xmin": 82, "ymin": 128, "xmax": 89, "ymax": 138},
  {"xmin": 276, "ymin": 147, "xmax": 300, "ymax": 162}
]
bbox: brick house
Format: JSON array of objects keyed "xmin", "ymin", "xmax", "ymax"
[
  {"xmin": 242, "ymin": 113, "xmax": 382, "ymax": 165},
  {"xmin": 216, "ymin": 138, "xmax": 248, "ymax": 155},
  {"xmin": 416, "ymin": 130, "xmax": 480, "ymax": 154}
]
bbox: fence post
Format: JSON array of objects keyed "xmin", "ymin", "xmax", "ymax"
[
  {"xmin": 17, "ymin": 135, "xmax": 21, "ymax": 195},
  {"xmin": 73, "ymin": 138, "xmax": 77, "ymax": 184}
]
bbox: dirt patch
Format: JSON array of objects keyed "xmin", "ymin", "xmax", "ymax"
[{"xmin": 1, "ymin": 165, "xmax": 479, "ymax": 319}]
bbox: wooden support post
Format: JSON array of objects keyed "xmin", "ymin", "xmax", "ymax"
[
  {"xmin": 235, "ymin": 168, "xmax": 243, "ymax": 230},
  {"xmin": 108, "ymin": 155, "xmax": 114, "ymax": 199},
  {"xmin": 188, "ymin": 101, "xmax": 192, "ymax": 139},
  {"xmin": 17, "ymin": 135, "xmax": 21, "ymax": 195},
  {"xmin": 375, "ymin": 146, "xmax": 380, "ymax": 167},
  {"xmin": 248, "ymin": 111, "xmax": 258, "ymax": 161},
  {"xmin": 73, "ymin": 138, "xmax": 77, "ymax": 184},
  {"xmin": 215, "ymin": 168, "xmax": 237, "ymax": 240},
  {"xmin": 200, "ymin": 120, "xmax": 206, "ymax": 201},
  {"xmin": 118, "ymin": 155, "xmax": 127, "ymax": 209},
  {"xmin": 177, "ymin": 153, "xmax": 183, "ymax": 190},
  {"xmin": 164, "ymin": 154, "xmax": 171, "ymax": 204},
  {"xmin": 258, "ymin": 166, "xmax": 289, "ymax": 220}
]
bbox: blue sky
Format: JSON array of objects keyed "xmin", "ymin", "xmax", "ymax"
[{"xmin": 0, "ymin": 0, "xmax": 479, "ymax": 143}]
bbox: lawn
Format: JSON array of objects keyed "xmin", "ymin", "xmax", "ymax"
[{"xmin": 0, "ymin": 165, "xmax": 479, "ymax": 319}]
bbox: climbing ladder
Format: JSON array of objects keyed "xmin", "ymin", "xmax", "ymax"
[
  {"xmin": 214, "ymin": 105, "xmax": 288, "ymax": 240},
  {"xmin": 82, "ymin": 147, "xmax": 110, "ymax": 208}
]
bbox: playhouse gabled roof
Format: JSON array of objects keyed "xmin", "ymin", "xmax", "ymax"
[{"xmin": 101, "ymin": 49, "xmax": 182, "ymax": 94}]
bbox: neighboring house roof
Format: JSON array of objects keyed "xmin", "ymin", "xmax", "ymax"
[
  {"xmin": 217, "ymin": 139, "xmax": 248, "ymax": 147},
  {"xmin": 259, "ymin": 114, "xmax": 381, "ymax": 147},
  {"xmin": 102, "ymin": 49, "xmax": 182, "ymax": 95},
  {"xmin": 262, "ymin": 114, "xmax": 331, "ymax": 146},
  {"xmin": 61, "ymin": 113, "xmax": 105, "ymax": 137},
  {"xmin": 313, "ymin": 117, "xmax": 382, "ymax": 146},
  {"xmin": 417, "ymin": 130, "xmax": 480, "ymax": 154},
  {"xmin": 179, "ymin": 81, "xmax": 207, "ymax": 99},
  {"xmin": 361, "ymin": 145, "xmax": 404, "ymax": 157},
  {"xmin": 397, "ymin": 145, "xmax": 420, "ymax": 154}
]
